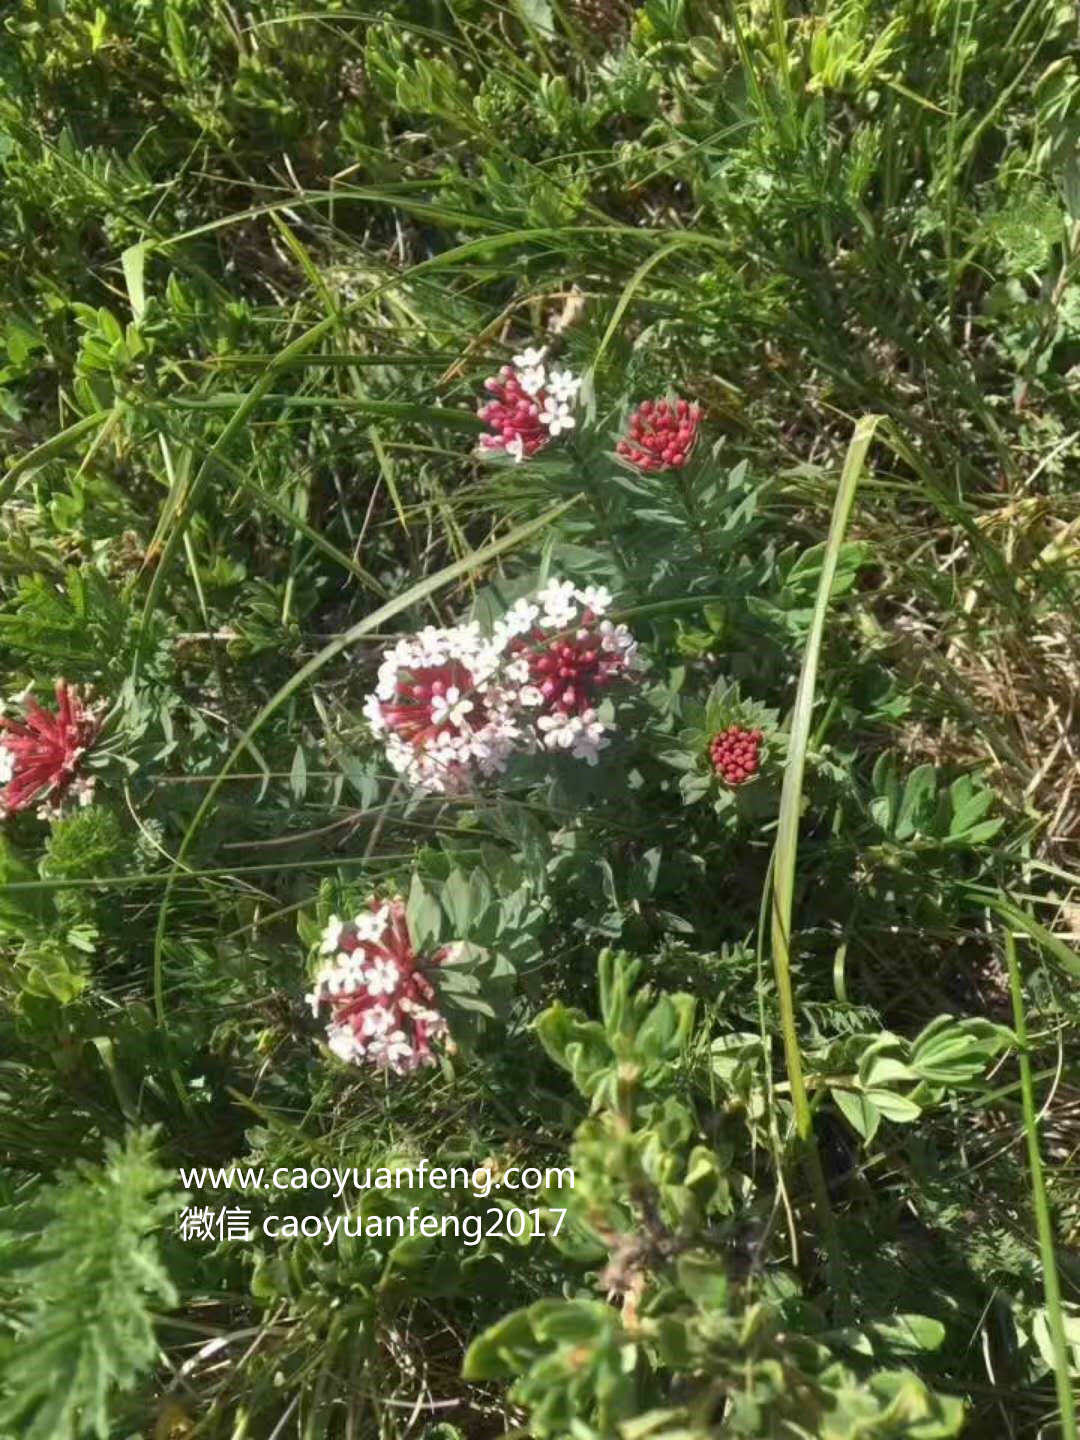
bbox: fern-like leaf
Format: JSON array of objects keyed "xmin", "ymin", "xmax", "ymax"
[{"xmin": 0, "ymin": 1128, "xmax": 179, "ymax": 1440}]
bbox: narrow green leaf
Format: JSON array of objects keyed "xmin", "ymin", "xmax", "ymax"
[
  {"xmin": 769, "ymin": 414, "xmax": 881, "ymax": 1319},
  {"xmin": 289, "ymin": 746, "xmax": 307, "ymax": 803},
  {"xmin": 121, "ymin": 242, "xmax": 147, "ymax": 320},
  {"xmin": 1004, "ymin": 929, "xmax": 1079, "ymax": 1440}
]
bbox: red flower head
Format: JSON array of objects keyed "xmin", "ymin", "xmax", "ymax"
[
  {"xmin": 363, "ymin": 622, "xmax": 521, "ymax": 794},
  {"xmin": 709, "ymin": 725, "xmax": 764, "ymax": 786},
  {"xmin": 616, "ymin": 398, "xmax": 703, "ymax": 472},
  {"xmin": 0, "ymin": 680, "xmax": 101, "ymax": 818},
  {"xmin": 476, "ymin": 347, "xmax": 580, "ymax": 462},
  {"xmin": 306, "ymin": 899, "xmax": 453, "ymax": 1074},
  {"xmin": 493, "ymin": 580, "xmax": 641, "ymax": 762}
]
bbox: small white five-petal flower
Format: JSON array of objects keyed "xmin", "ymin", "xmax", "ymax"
[
  {"xmin": 513, "ymin": 345, "xmax": 547, "ymax": 370},
  {"xmin": 539, "ymin": 397, "xmax": 575, "ymax": 435},
  {"xmin": 547, "ymin": 369, "xmax": 581, "ymax": 403}
]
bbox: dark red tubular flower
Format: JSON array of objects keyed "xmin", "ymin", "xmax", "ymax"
[
  {"xmin": 709, "ymin": 725, "xmax": 764, "ymax": 786},
  {"xmin": 0, "ymin": 680, "xmax": 101, "ymax": 818},
  {"xmin": 616, "ymin": 398, "xmax": 703, "ymax": 472}
]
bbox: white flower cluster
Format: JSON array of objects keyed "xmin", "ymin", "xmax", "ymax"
[
  {"xmin": 362, "ymin": 621, "xmax": 522, "ymax": 793},
  {"xmin": 477, "ymin": 346, "xmax": 583, "ymax": 463},
  {"xmin": 364, "ymin": 580, "xmax": 641, "ymax": 792},
  {"xmin": 513, "ymin": 345, "xmax": 582, "ymax": 443},
  {"xmin": 305, "ymin": 902, "xmax": 451, "ymax": 1074}
]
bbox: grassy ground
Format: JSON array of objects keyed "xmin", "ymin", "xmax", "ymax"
[{"xmin": 1, "ymin": 2, "xmax": 1080, "ymax": 1437}]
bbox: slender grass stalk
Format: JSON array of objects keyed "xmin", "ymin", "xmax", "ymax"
[
  {"xmin": 980, "ymin": 896, "xmax": 1080, "ymax": 981},
  {"xmin": 1003, "ymin": 928, "xmax": 1079, "ymax": 1440},
  {"xmin": 942, "ymin": 0, "xmax": 969, "ymax": 323},
  {"xmin": 769, "ymin": 414, "xmax": 881, "ymax": 1318}
]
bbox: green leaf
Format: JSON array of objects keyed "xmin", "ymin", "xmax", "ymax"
[
  {"xmin": 680, "ymin": 772, "xmax": 712, "ymax": 805},
  {"xmin": 860, "ymin": 1053, "xmax": 915, "ymax": 1089},
  {"xmin": 947, "ymin": 776, "xmax": 994, "ymax": 834},
  {"xmin": 982, "ymin": 899, "xmax": 1080, "ymax": 980},
  {"xmin": 944, "ymin": 817, "xmax": 1003, "ymax": 847},
  {"xmin": 289, "ymin": 745, "xmax": 307, "ymax": 803},
  {"xmin": 895, "ymin": 764, "xmax": 938, "ymax": 840},
  {"xmin": 407, "ymin": 874, "xmax": 443, "ymax": 952},
  {"xmin": 871, "ymin": 750, "xmax": 901, "ymax": 832},
  {"xmin": 865, "ymin": 1089, "xmax": 922, "ymax": 1123},
  {"xmin": 628, "ymin": 847, "xmax": 662, "ymax": 901},
  {"xmin": 676, "ymin": 1252, "xmax": 729, "ymax": 1311},
  {"xmin": 911, "ymin": 1017, "xmax": 1009, "ymax": 1085},
  {"xmin": 832, "ymin": 1087, "xmax": 881, "ymax": 1142},
  {"xmin": 462, "ymin": 1308, "xmax": 538, "ymax": 1380},
  {"xmin": 442, "ymin": 868, "xmax": 473, "ymax": 935},
  {"xmin": 467, "ymin": 868, "xmax": 494, "ymax": 929},
  {"xmin": 868, "ymin": 1314, "xmax": 947, "ymax": 1356},
  {"xmin": 121, "ymin": 242, "xmax": 147, "ymax": 321}
]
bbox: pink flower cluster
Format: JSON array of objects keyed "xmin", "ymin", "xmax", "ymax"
[
  {"xmin": 616, "ymin": 398, "xmax": 702, "ymax": 472},
  {"xmin": 306, "ymin": 898, "xmax": 453, "ymax": 1074},
  {"xmin": 364, "ymin": 580, "xmax": 641, "ymax": 793},
  {"xmin": 0, "ymin": 680, "xmax": 100, "ymax": 819},
  {"xmin": 364, "ymin": 621, "xmax": 520, "ymax": 793},
  {"xmin": 494, "ymin": 580, "xmax": 638, "ymax": 760},
  {"xmin": 477, "ymin": 347, "xmax": 581, "ymax": 462}
]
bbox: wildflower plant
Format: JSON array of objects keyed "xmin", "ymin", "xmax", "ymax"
[
  {"xmin": 306, "ymin": 897, "xmax": 454, "ymax": 1073},
  {"xmin": 301, "ymin": 855, "xmax": 547, "ymax": 1075},
  {"xmin": 363, "ymin": 578, "xmax": 642, "ymax": 792},
  {"xmin": 656, "ymin": 676, "xmax": 782, "ymax": 818}
]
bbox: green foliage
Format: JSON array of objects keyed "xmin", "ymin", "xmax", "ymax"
[
  {"xmin": 867, "ymin": 756, "xmax": 1004, "ymax": 850},
  {"xmin": 468, "ymin": 959, "xmax": 967, "ymax": 1438},
  {"xmin": 0, "ymin": 1129, "xmax": 180, "ymax": 1440},
  {"xmin": 1, "ymin": 0, "xmax": 1078, "ymax": 1435}
]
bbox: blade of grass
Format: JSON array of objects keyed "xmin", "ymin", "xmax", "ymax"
[
  {"xmin": 0, "ymin": 409, "xmax": 111, "ymax": 501},
  {"xmin": 769, "ymin": 413, "xmax": 882, "ymax": 1319},
  {"xmin": 980, "ymin": 895, "xmax": 1080, "ymax": 981},
  {"xmin": 1003, "ymin": 928, "xmax": 1079, "ymax": 1440},
  {"xmin": 586, "ymin": 238, "xmax": 700, "ymax": 381}
]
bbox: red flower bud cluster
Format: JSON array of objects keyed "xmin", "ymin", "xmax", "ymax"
[
  {"xmin": 616, "ymin": 398, "xmax": 702, "ymax": 472},
  {"xmin": 709, "ymin": 725, "xmax": 764, "ymax": 786},
  {"xmin": 476, "ymin": 349, "xmax": 580, "ymax": 462},
  {"xmin": 478, "ymin": 366, "xmax": 551, "ymax": 461},
  {"xmin": 511, "ymin": 625, "xmax": 608, "ymax": 716}
]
